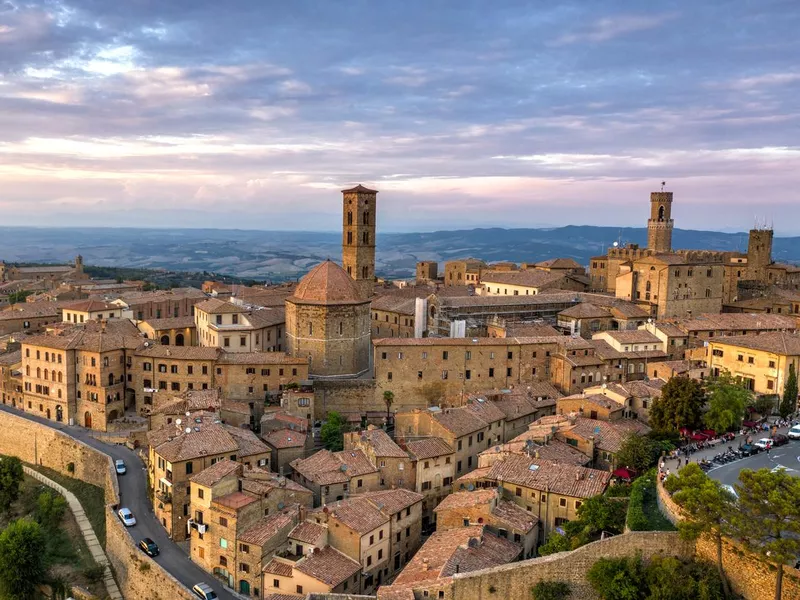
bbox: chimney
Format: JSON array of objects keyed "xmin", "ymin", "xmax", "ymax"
[{"xmin": 299, "ymin": 505, "xmax": 307, "ymax": 523}]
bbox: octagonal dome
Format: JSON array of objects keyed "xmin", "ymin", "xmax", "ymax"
[{"xmin": 289, "ymin": 260, "xmax": 367, "ymax": 305}]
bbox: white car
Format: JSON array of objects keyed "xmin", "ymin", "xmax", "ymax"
[
  {"xmin": 192, "ymin": 583, "xmax": 218, "ymax": 600},
  {"xmin": 754, "ymin": 438, "xmax": 773, "ymax": 450},
  {"xmin": 115, "ymin": 459, "xmax": 127, "ymax": 475},
  {"xmin": 788, "ymin": 425, "xmax": 800, "ymax": 440},
  {"xmin": 118, "ymin": 508, "xmax": 136, "ymax": 527}
]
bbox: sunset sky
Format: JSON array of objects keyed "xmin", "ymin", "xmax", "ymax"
[{"xmin": 1, "ymin": 1, "xmax": 799, "ymax": 233}]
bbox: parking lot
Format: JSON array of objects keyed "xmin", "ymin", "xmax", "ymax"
[{"xmin": 707, "ymin": 439, "xmax": 800, "ymax": 488}]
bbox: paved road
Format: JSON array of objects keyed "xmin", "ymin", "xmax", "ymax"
[
  {"xmin": 0, "ymin": 405, "xmax": 236, "ymax": 600},
  {"xmin": 707, "ymin": 439, "xmax": 800, "ymax": 488}
]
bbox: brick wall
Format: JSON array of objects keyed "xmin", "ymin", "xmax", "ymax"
[{"xmin": 450, "ymin": 531, "xmax": 691, "ymax": 600}]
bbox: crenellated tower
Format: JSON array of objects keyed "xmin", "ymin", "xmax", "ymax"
[{"xmin": 647, "ymin": 191, "xmax": 674, "ymax": 253}]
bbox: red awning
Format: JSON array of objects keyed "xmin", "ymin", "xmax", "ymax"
[
  {"xmin": 690, "ymin": 433, "xmax": 707, "ymax": 441},
  {"xmin": 612, "ymin": 467, "xmax": 635, "ymax": 480},
  {"xmin": 742, "ymin": 420, "xmax": 758, "ymax": 428}
]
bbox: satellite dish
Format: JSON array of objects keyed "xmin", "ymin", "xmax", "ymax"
[
  {"xmin": 467, "ymin": 484, "xmax": 475, "ymax": 491},
  {"xmin": 185, "ymin": 427, "xmax": 192, "ymax": 434},
  {"xmin": 176, "ymin": 419, "xmax": 182, "ymax": 426}
]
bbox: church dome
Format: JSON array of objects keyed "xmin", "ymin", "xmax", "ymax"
[{"xmin": 289, "ymin": 260, "xmax": 367, "ymax": 305}]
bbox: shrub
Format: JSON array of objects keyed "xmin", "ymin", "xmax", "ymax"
[
  {"xmin": 531, "ymin": 580, "xmax": 571, "ymax": 600},
  {"xmin": 587, "ymin": 555, "xmax": 645, "ymax": 600},
  {"xmin": 82, "ymin": 565, "xmax": 105, "ymax": 584}
]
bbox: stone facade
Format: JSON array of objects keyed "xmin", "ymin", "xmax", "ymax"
[
  {"xmin": 416, "ymin": 261, "xmax": 439, "ymax": 284},
  {"xmin": 647, "ymin": 191, "xmax": 674, "ymax": 253},
  {"xmin": 341, "ymin": 185, "xmax": 378, "ymax": 300}
]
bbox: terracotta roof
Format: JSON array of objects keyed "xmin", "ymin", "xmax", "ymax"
[
  {"xmin": 454, "ymin": 466, "xmax": 492, "ymax": 484},
  {"xmin": 342, "ymin": 184, "xmax": 378, "ymax": 194},
  {"xmin": 433, "ymin": 407, "xmax": 489, "ymax": 437},
  {"xmin": 190, "ymin": 459, "xmax": 241, "ymax": 487},
  {"xmin": 239, "ymin": 509, "xmax": 297, "ymax": 545},
  {"xmin": 214, "ymin": 491, "xmax": 258, "ymax": 510},
  {"xmin": 61, "ymin": 299, "xmax": 119, "ymax": 312},
  {"xmin": 535, "ymin": 258, "xmax": 583, "ymax": 270},
  {"xmin": 434, "ymin": 488, "xmax": 496, "ymax": 512},
  {"xmin": 558, "ymin": 393, "xmax": 624, "ymax": 412},
  {"xmin": 151, "ymin": 389, "xmax": 221, "ymax": 416},
  {"xmin": 216, "ymin": 351, "xmax": 306, "ymax": 365},
  {"xmin": 241, "ymin": 467, "xmax": 313, "ymax": 496},
  {"xmin": 710, "ymin": 332, "xmax": 800, "ymax": 355},
  {"xmin": 244, "ymin": 307, "xmax": 285, "ymax": 328},
  {"xmin": 141, "ymin": 316, "xmax": 196, "ymax": 330},
  {"xmin": 493, "ymin": 499, "xmax": 538, "ymax": 532},
  {"xmin": 486, "ymin": 455, "xmax": 611, "ymax": 498},
  {"xmin": 353, "ymin": 428, "xmax": 408, "ymax": 458},
  {"xmin": 358, "ymin": 488, "xmax": 424, "ymax": 516},
  {"xmin": 373, "ymin": 336, "xmax": 560, "ymax": 347},
  {"xmin": 405, "ymin": 437, "xmax": 454, "ymax": 460},
  {"xmin": 465, "ymin": 398, "xmax": 506, "ymax": 424},
  {"xmin": 295, "ymin": 546, "xmax": 361, "ymax": 587},
  {"xmin": 677, "ymin": 312, "xmax": 797, "ymax": 333},
  {"xmin": 318, "ymin": 496, "xmax": 389, "ymax": 533},
  {"xmin": 503, "ymin": 323, "xmax": 562, "ymax": 337},
  {"xmin": 653, "ymin": 322, "xmax": 687, "ymax": 337},
  {"xmin": 481, "ymin": 270, "xmax": 566, "ymax": 288},
  {"xmin": 289, "ymin": 521, "xmax": 327, "ymax": 544},
  {"xmin": 289, "ymin": 261, "xmax": 367, "ymax": 306},
  {"xmin": 484, "ymin": 393, "xmax": 538, "ymax": 421},
  {"xmin": 566, "ymin": 417, "xmax": 650, "ymax": 454},
  {"xmin": 483, "ymin": 436, "xmax": 591, "ymax": 467},
  {"xmin": 559, "ymin": 303, "xmax": 611, "ymax": 320},
  {"xmin": 263, "ymin": 559, "xmax": 293, "ymax": 577},
  {"xmin": 391, "ymin": 526, "xmax": 520, "ymax": 588},
  {"xmin": 0, "ymin": 303, "xmax": 61, "ymax": 321},
  {"xmin": 264, "ymin": 429, "xmax": 307, "ymax": 449},
  {"xmin": 136, "ymin": 344, "xmax": 220, "ymax": 360},
  {"xmin": 290, "ymin": 449, "xmax": 377, "ymax": 485},
  {"xmin": 24, "ymin": 328, "xmax": 141, "ymax": 352},
  {"xmin": 598, "ymin": 330, "xmax": 662, "ymax": 345},
  {"xmin": 0, "ymin": 350, "xmax": 22, "ymax": 366},
  {"xmin": 195, "ymin": 298, "xmax": 246, "ymax": 314},
  {"xmin": 149, "ymin": 416, "xmax": 269, "ymax": 462},
  {"xmin": 371, "ymin": 295, "xmax": 417, "ymax": 315}
]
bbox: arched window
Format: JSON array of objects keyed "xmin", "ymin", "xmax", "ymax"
[
  {"xmin": 57, "ymin": 372, "xmax": 62, "ymax": 383},
  {"xmin": 160, "ymin": 335, "xmax": 170, "ymax": 346},
  {"xmin": 347, "ymin": 211, "xmax": 353, "ymax": 225},
  {"xmin": 362, "ymin": 266, "xmax": 369, "ymax": 279},
  {"xmin": 705, "ymin": 288, "xmax": 711, "ymax": 298},
  {"xmin": 362, "ymin": 231, "xmax": 369, "ymax": 244},
  {"xmin": 309, "ymin": 323, "xmax": 313, "ymax": 336},
  {"xmin": 339, "ymin": 322, "xmax": 343, "ymax": 335},
  {"xmin": 658, "ymin": 205, "xmax": 665, "ymax": 221},
  {"xmin": 51, "ymin": 370, "xmax": 56, "ymax": 381},
  {"xmin": 44, "ymin": 370, "xmax": 48, "ymax": 380},
  {"xmin": 175, "ymin": 333, "xmax": 185, "ymax": 346},
  {"xmin": 645, "ymin": 280, "xmax": 651, "ymax": 292},
  {"xmin": 108, "ymin": 373, "xmax": 114, "ymax": 386},
  {"xmin": 363, "ymin": 211, "xmax": 369, "ymax": 225},
  {"xmin": 36, "ymin": 367, "xmax": 41, "ymax": 378},
  {"xmin": 26, "ymin": 366, "xmax": 30, "ymax": 376}
]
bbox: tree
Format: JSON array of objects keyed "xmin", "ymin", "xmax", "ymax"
[
  {"xmin": 0, "ymin": 519, "xmax": 49, "ymax": 600},
  {"xmin": 0, "ymin": 456, "xmax": 24, "ymax": 514},
  {"xmin": 383, "ymin": 391, "xmax": 394, "ymax": 425},
  {"xmin": 752, "ymin": 394, "xmax": 777, "ymax": 419},
  {"xmin": 587, "ymin": 555, "xmax": 645, "ymax": 600},
  {"xmin": 780, "ymin": 363, "xmax": 798, "ymax": 419},
  {"xmin": 614, "ymin": 434, "xmax": 658, "ymax": 473},
  {"xmin": 34, "ymin": 490, "xmax": 67, "ymax": 532},
  {"xmin": 731, "ymin": 468, "xmax": 800, "ymax": 600},
  {"xmin": 530, "ymin": 581, "xmax": 571, "ymax": 600},
  {"xmin": 649, "ymin": 377, "xmax": 706, "ymax": 433},
  {"xmin": 703, "ymin": 372, "xmax": 750, "ymax": 433},
  {"xmin": 538, "ymin": 495, "xmax": 627, "ymax": 555},
  {"xmin": 664, "ymin": 463, "xmax": 736, "ymax": 597},
  {"xmin": 320, "ymin": 411, "xmax": 346, "ymax": 451}
]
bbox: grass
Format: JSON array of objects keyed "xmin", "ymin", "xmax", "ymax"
[
  {"xmin": 24, "ymin": 463, "xmax": 107, "ymax": 546},
  {"xmin": 627, "ymin": 470, "xmax": 676, "ymax": 532}
]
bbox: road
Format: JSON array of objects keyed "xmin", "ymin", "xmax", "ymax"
[
  {"xmin": 0, "ymin": 405, "xmax": 236, "ymax": 600},
  {"xmin": 707, "ymin": 439, "xmax": 800, "ymax": 488}
]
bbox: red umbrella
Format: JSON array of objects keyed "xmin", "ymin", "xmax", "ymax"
[{"xmin": 612, "ymin": 467, "xmax": 635, "ymax": 480}]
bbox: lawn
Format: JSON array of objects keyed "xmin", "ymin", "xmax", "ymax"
[{"xmin": 25, "ymin": 462, "xmax": 107, "ymax": 546}]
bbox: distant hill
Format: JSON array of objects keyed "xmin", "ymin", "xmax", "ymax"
[{"xmin": 0, "ymin": 225, "xmax": 797, "ymax": 282}]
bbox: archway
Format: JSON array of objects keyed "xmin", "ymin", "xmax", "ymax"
[
  {"xmin": 239, "ymin": 581, "xmax": 250, "ymax": 596},
  {"xmin": 108, "ymin": 373, "xmax": 115, "ymax": 386},
  {"xmin": 658, "ymin": 205, "xmax": 665, "ymax": 221},
  {"xmin": 160, "ymin": 335, "xmax": 170, "ymax": 345},
  {"xmin": 84, "ymin": 411, "xmax": 92, "ymax": 428},
  {"xmin": 108, "ymin": 409, "xmax": 119, "ymax": 421},
  {"xmin": 56, "ymin": 406, "xmax": 63, "ymax": 422},
  {"xmin": 175, "ymin": 333, "xmax": 185, "ymax": 346}
]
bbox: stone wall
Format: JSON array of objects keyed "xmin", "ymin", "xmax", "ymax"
[
  {"xmin": 450, "ymin": 531, "xmax": 691, "ymax": 600},
  {"xmin": 313, "ymin": 378, "xmax": 380, "ymax": 419},
  {"xmin": 0, "ymin": 410, "xmax": 190, "ymax": 600}
]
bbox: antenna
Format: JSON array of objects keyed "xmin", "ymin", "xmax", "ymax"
[{"xmin": 661, "ymin": 181, "xmax": 666, "ymax": 191}]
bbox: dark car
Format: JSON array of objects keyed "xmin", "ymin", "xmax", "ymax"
[
  {"xmin": 139, "ymin": 538, "xmax": 159, "ymax": 557},
  {"xmin": 740, "ymin": 444, "xmax": 759, "ymax": 456},
  {"xmin": 771, "ymin": 434, "xmax": 789, "ymax": 447}
]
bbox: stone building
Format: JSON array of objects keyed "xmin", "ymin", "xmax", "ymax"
[
  {"xmin": 403, "ymin": 436, "xmax": 456, "ymax": 531},
  {"xmin": 341, "ymin": 184, "xmax": 378, "ymax": 300},
  {"xmin": 647, "ymin": 191, "xmax": 674, "ymax": 253},
  {"xmin": 480, "ymin": 270, "xmax": 588, "ymax": 297},
  {"xmin": 262, "ymin": 545, "xmax": 361, "ymax": 597},
  {"xmin": 263, "ymin": 429, "xmax": 308, "ymax": 475},
  {"xmin": 444, "ymin": 259, "xmax": 486, "ymax": 287},
  {"xmin": 147, "ymin": 413, "xmax": 272, "ymax": 541},
  {"xmin": 370, "ymin": 294, "xmax": 416, "ymax": 339},
  {"xmin": 285, "ymin": 260, "xmax": 371, "ymax": 378},
  {"xmin": 0, "ymin": 255, "xmax": 86, "ymax": 287},
  {"xmin": 0, "ymin": 350, "xmax": 23, "ymax": 410},
  {"xmin": 343, "ymin": 427, "xmax": 413, "ymax": 490},
  {"xmin": 289, "ymin": 448, "xmax": 381, "ymax": 506},
  {"xmin": 61, "ymin": 300, "xmax": 123, "ymax": 324},
  {"xmin": 137, "ymin": 316, "xmax": 197, "ymax": 347},
  {"xmin": 554, "ymin": 416, "xmax": 650, "ymax": 470},
  {"xmin": 0, "ymin": 303, "xmax": 62, "ymax": 336},
  {"xmin": 434, "ymin": 488, "xmax": 538, "ymax": 558},
  {"xmin": 195, "ymin": 298, "xmax": 285, "ymax": 353},
  {"xmin": 118, "ymin": 287, "xmax": 207, "ymax": 321},
  {"xmin": 416, "ymin": 261, "xmax": 439, "ymax": 284}
]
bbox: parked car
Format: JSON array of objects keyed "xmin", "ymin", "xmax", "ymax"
[
  {"xmin": 771, "ymin": 433, "xmax": 789, "ymax": 447},
  {"xmin": 139, "ymin": 538, "xmax": 159, "ymax": 557},
  {"xmin": 788, "ymin": 425, "xmax": 800, "ymax": 440},
  {"xmin": 118, "ymin": 508, "xmax": 136, "ymax": 527},
  {"xmin": 740, "ymin": 443, "xmax": 759, "ymax": 456},
  {"xmin": 192, "ymin": 583, "xmax": 218, "ymax": 600},
  {"xmin": 754, "ymin": 438, "xmax": 773, "ymax": 450},
  {"xmin": 115, "ymin": 459, "xmax": 127, "ymax": 475}
]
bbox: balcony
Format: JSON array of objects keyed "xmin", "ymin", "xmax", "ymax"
[{"xmin": 156, "ymin": 490, "xmax": 172, "ymax": 505}]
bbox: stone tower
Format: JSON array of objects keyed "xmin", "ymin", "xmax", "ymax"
[
  {"xmin": 75, "ymin": 255, "xmax": 84, "ymax": 274},
  {"xmin": 285, "ymin": 260, "xmax": 371, "ymax": 378},
  {"xmin": 342, "ymin": 184, "xmax": 377, "ymax": 300},
  {"xmin": 647, "ymin": 191, "xmax": 674, "ymax": 253},
  {"xmin": 746, "ymin": 228, "xmax": 773, "ymax": 282}
]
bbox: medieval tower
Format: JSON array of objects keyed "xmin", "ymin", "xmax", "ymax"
[
  {"xmin": 647, "ymin": 191, "xmax": 674, "ymax": 253},
  {"xmin": 341, "ymin": 184, "xmax": 377, "ymax": 300},
  {"xmin": 746, "ymin": 226, "xmax": 774, "ymax": 282}
]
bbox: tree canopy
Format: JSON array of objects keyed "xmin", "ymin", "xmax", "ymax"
[
  {"xmin": 779, "ymin": 363, "xmax": 798, "ymax": 419},
  {"xmin": 615, "ymin": 434, "xmax": 660, "ymax": 473},
  {"xmin": 0, "ymin": 456, "xmax": 24, "ymax": 514},
  {"xmin": 649, "ymin": 377, "xmax": 706, "ymax": 433},
  {"xmin": 0, "ymin": 518, "xmax": 49, "ymax": 600},
  {"xmin": 731, "ymin": 468, "xmax": 800, "ymax": 600},
  {"xmin": 538, "ymin": 495, "xmax": 627, "ymax": 556},
  {"xmin": 320, "ymin": 411, "xmax": 346, "ymax": 451},
  {"xmin": 703, "ymin": 373, "xmax": 751, "ymax": 433}
]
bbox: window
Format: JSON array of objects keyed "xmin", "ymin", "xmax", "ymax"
[
  {"xmin": 559, "ymin": 498, "xmax": 567, "ymax": 507},
  {"xmin": 240, "ymin": 563, "xmax": 250, "ymax": 573},
  {"xmin": 442, "ymin": 351, "xmax": 449, "ymax": 360},
  {"xmin": 378, "ymin": 549, "xmax": 383, "ymax": 560},
  {"xmin": 748, "ymin": 356, "xmax": 754, "ymax": 364},
  {"xmin": 507, "ymin": 367, "xmax": 512, "ymax": 377},
  {"xmin": 296, "ymin": 585, "xmax": 303, "ymax": 594},
  {"xmin": 198, "ymin": 488, "xmax": 204, "ymax": 499},
  {"xmin": 367, "ymin": 556, "xmax": 372, "ymax": 567},
  {"xmin": 220, "ymin": 538, "xmax": 228, "ymax": 549},
  {"xmin": 441, "ymin": 371, "xmax": 448, "ymax": 380},
  {"xmin": 240, "ymin": 543, "xmax": 250, "ymax": 554},
  {"xmin": 219, "ymin": 517, "xmax": 228, "ymax": 527},
  {"xmin": 489, "ymin": 367, "xmax": 495, "ymax": 378},
  {"xmin": 273, "ymin": 579, "xmax": 280, "ymax": 588}
]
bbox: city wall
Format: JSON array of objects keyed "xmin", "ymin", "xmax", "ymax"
[
  {"xmin": 313, "ymin": 378, "xmax": 381, "ymax": 419},
  {"xmin": 0, "ymin": 410, "xmax": 191, "ymax": 600}
]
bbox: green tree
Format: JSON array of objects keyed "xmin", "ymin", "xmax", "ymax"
[
  {"xmin": 320, "ymin": 411, "xmax": 346, "ymax": 451},
  {"xmin": 0, "ymin": 519, "xmax": 49, "ymax": 599},
  {"xmin": 649, "ymin": 377, "xmax": 706, "ymax": 433},
  {"xmin": 752, "ymin": 394, "xmax": 777, "ymax": 418},
  {"xmin": 0, "ymin": 456, "xmax": 24, "ymax": 514},
  {"xmin": 779, "ymin": 363, "xmax": 798, "ymax": 419},
  {"xmin": 614, "ymin": 434, "xmax": 658, "ymax": 473},
  {"xmin": 383, "ymin": 390, "xmax": 395, "ymax": 425},
  {"xmin": 34, "ymin": 490, "xmax": 68, "ymax": 532},
  {"xmin": 664, "ymin": 463, "xmax": 735, "ymax": 597},
  {"xmin": 731, "ymin": 468, "xmax": 800, "ymax": 600},
  {"xmin": 644, "ymin": 556, "xmax": 724, "ymax": 600},
  {"xmin": 587, "ymin": 555, "xmax": 645, "ymax": 600},
  {"xmin": 703, "ymin": 372, "xmax": 750, "ymax": 433},
  {"xmin": 530, "ymin": 580, "xmax": 571, "ymax": 600},
  {"xmin": 539, "ymin": 495, "xmax": 627, "ymax": 555}
]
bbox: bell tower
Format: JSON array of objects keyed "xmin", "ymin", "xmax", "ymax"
[
  {"xmin": 647, "ymin": 189, "xmax": 674, "ymax": 253},
  {"xmin": 341, "ymin": 184, "xmax": 378, "ymax": 299}
]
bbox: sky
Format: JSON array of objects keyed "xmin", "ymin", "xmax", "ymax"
[{"xmin": 1, "ymin": 1, "xmax": 799, "ymax": 233}]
